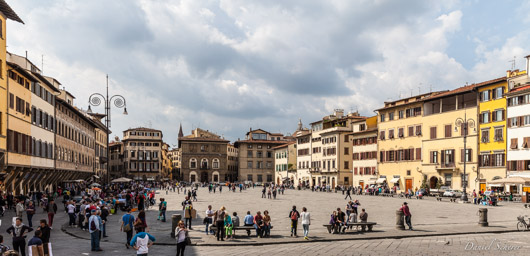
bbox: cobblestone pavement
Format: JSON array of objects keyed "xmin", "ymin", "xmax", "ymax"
[{"xmin": 2, "ymin": 187, "xmax": 530, "ymax": 255}]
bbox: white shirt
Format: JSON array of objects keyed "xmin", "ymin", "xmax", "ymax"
[
  {"xmin": 301, "ymin": 212, "xmax": 311, "ymax": 225},
  {"xmin": 205, "ymin": 210, "xmax": 214, "ymax": 220},
  {"xmin": 67, "ymin": 204, "xmax": 75, "ymax": 213},
  {"xmin": 135, "ymin": 235, "xmax": 150, "ymax": 254}
]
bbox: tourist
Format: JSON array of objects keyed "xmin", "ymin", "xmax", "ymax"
[
  {"xmin": 45, "ymin": 199, "xmax": 57, "ymax": 229},
  {"xmin": 301, "ymin": 207, "xmax": 310, "ymax": 239},
  {"xmin": 181, "ymin": 197, "xmax": 192, "ymax": 228},
  {"xmin": 288, "ymin": 205, "xmax": 300, "ymax": 237},
  {"xmin": 37, "ymin": 219, "xmax": 51, "ymax": 255},
  {"xmin": 261, "ymin": 187, "xmax": 266, "ymax": 198},
  {"xmin": 345, "ymin": 187, "xmax": 352, "ymax": 200},
  {"xmin": 16, "ymin": 200, "xmax": 24, "ymax": 219},
  {"xmin": 130, "ymin": 229, "xmax": 156, "ymax": 256},
  {"xmin": 67, "ymin": 201, "xmax": 76, "ymax": 227},
  {"xmin": 121, "ymin": 208, "xmax": 135, "ymax": 249},
  {"xmin": 0, "ymin": 235, "xmax": 10, "ymax": 254},
  {"xmin": 27, "ymin": 230, "xmax": 44, "ymax": 256},
  {"xmin": 243, "ymin": 211, "xmax": 254, "ymax": 236},
  {"xmin": 6, "ymin": 217, "xmax": 33, "ymax": 256},
  {"xmin": 347, "ymin": 208, "xmax": 357, "ymax": 225},
  {"xmin": 329, "ymin": 211, "xmax": 338, "ymax": 234},
  {"xmin": 254, "ymin": 211, "xmax": 264, "ymax": 238},
  {"xmin": 89, "ymin": 209, "xmax": 102, "ymax": 251},
  {"xmin": 205, "ymin": 205, "xmax": 215, "ymax": 235},
  {"xmin": 134, "ymin": 210, "xmax": 148, "ymax": 233},
  {"xmin": 336, "ymin": 208, "xmax": 346, "ymax": 233},
  {"xmin": 175, "ymin": 221, "xmax": 189, "ymax": 256},
  {"xmin": 262, "ymin": 210, "xmax": 271, "ymax": 237},
  {"xmin": 25, "ymin": 201, "xmax": 35, "ymax": 228},
  {"xmin": 215, "ymin": 206, "xmax": 226, "ymax": 241},
  {"xmin": 400, "ymin": 202, "xmax": 413, "ymax": 230},
  {"xmin": 359, "ymin": 208, "xmax": 368, "ymax": 223},
  {"xmin": 101, "ymin": 204, "xmax": 110, "ymax": 237},
  {"xmin": 159, "ymin": 198, "xmax": 167, "ymax": 222},
  {"xmin": 224, "ymin": 213, "xmax": 233, "ymax": 239}
]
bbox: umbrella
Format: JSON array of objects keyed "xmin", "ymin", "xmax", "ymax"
[
  {"xmin": 92, "ymin": 187, "xmax": 101, "ymax": 191},
  {"xmin": 111, "ymin": 177, "xmax": 132, "ymax": 183},
  {"xmin": 91, "ymin": 183, "xmax": 102, "ymax": 187}
]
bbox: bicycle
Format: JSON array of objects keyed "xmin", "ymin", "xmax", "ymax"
[{"xmin": 517, "ymin": 215, "xmax": 530, "ymax": 231}]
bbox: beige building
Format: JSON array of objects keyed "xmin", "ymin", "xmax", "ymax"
[
  {"xmin": 179, "ymin": 128, "xmax": 232, "ymax": 183},
  {"xmin": 168, "ymin": 147, "xmax": 181, "ymax": 180},
  {"xmin": 377, "ymin": 93, "xmax": 437, "ymax": 192},
  {"xmin": 161, "ymin": 143, "xmax": 172, "ymax": 179},
  {"xmin": 235, "ymin": 129, "xmax": 289, "ymax": 183},
  {"xmin": 350, "ymin": 116, "xmax": 378, "ymax": 188},
  {"xmin": 227, "ymin": 143, "xmax": 238, "ymax": 181},
  {"xmin": 109, "ymin": 140, "xmax": 124, "ymax": 179},
  {"xmin": 89, "ymin": 113, "xmax": 108, "ymax": 180},
  {"xmin": 122, "ymin": 127, "xmax": 164, "ymax": 181},
  {"xmin": 273, "ymin": 141, "xmax": 296, "ymax": 185}
]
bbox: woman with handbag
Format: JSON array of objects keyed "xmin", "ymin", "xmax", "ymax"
[
  {"xmin": 134, "ymin": 210, "xmax": 148, "ymax": 233},
  {"xmin": 175, "ymin": 221, "xmax": 190, "ymax": 256}
]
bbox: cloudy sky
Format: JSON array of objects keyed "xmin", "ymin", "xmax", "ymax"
[{"xmin": 6, "ymin": 0, "xmax": 530, "ymax": 146}]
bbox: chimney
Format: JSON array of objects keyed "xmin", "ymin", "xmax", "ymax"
[
  {"xmin": 526, "ymin": 55, "xmax": 530, "ymax": 78},
  {"xmin": 334, "ymin": 109, "xmax": 344, "ymax": 118}
]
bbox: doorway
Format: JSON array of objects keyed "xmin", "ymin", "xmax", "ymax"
[
  {"xmin": 201, "ymin": 172, "xmax": 208, "ymax": 183},
  {"xmin": 480, "ymin": 183, "xmax": 486, "ymax": 193},
  {"xmin": 405, "ymin": 179, "xmax": 413, "ymax": 192},
  {"xmin": 429, "ymin": 176, "xmax": 438, "ymax": 189}
]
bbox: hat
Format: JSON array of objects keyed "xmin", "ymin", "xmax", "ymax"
[
  {"xmin": 403, "ymin": 202, "xmax": 408, "ymax": 205},
  {"xmin": 91, "ymin": 209, "xmax": 97, "ymax": 213}
]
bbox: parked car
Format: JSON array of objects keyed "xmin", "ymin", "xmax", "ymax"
[
  {"xmin": 443, "ymin": 190, "xmax": 463, "ymax": 198},
  {"xmin": 430, "ymin": 186, "xmax": 451, "ymax": 196}
]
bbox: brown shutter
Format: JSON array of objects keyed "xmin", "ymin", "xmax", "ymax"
[
  {"xmin": 502, "ymin": 110, "xmax": 505, "ymax": 121},
  {"xmin": 409, "ymin": 126, "xmax": 414, "ymax": 137},
  {"xmin": 416, "ymin": 148, "xmax": 421, "ymax": 160},
  {"xmin": 441, "ymin": 150, "xmax": 445, "ymax": 165},
  {"xmin": 511, "ymin": 138, "xmax": 518, "ymax": 149},
  {"xmin": 469, "ymin": 149, "xmax": 472, "ymax": 162},
  {"xmin": 461, "ymin": 149, "xmax": 465, "ymax": 162},
  {"xmin": 488, "ymin": 112, "xmax": 492, "ymax": 123},
  {"xmin": 492, "ymin": 88, "xmax": 496, "ymax": 99},
  {"xmin": 479, "ymin": 113, "xmax": 483, "ymax": 124},
  {"xmin": 429, "ymin": 151, "xmax": 433, "ymax": 163},
  {"xmin": 507, "ymin": 118, "xmax": 512, "ymax": 128}
]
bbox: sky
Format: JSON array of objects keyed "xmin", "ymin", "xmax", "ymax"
[{"xmin": 6, "ymin": 0, "xmax": 530, "ymax": 147}]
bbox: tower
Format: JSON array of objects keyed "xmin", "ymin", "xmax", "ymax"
[{"xmin": 297, "ymin": 118, "xmax": 303, "ymax": 131}]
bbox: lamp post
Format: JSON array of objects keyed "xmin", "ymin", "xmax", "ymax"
[
  {"xmin": 87, "ymin": 75, "xmax": 128, "ymax": 185},
  {"xmin": 454, "ymin": 110, "xmax": 476, "ymax": 202}
]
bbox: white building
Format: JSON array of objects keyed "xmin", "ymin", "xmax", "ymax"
[
  {"xmin": 350, "ymin": 116, "xmax": 379, "ymax": 188},
  {"xmin": 273, "ymin": 142, "xmax": 296, "ymax": 186}
]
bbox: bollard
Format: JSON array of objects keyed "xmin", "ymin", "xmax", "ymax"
[
  {"xmin": 396, "ymin": 210, "xmax": 405, "ymax": 230},
  {"xmin": 171, "ymin": 214, "xmax": 182, "ymax": 238},
  {"xmin": 478, "ymin": 208, "xmax": 488, "ymax": 227}
]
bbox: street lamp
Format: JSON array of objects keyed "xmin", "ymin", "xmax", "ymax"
[
  {"xmin": 454, "ymin": 110, "xmax": 476, "ymax": 202},
  {"xmin": 88, "ymin": 75, "xmax": 128, "ymax": 185}
]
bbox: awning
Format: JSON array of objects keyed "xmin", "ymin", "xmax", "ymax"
[
  {"xmin": 489, "ymin": 184, "xmax": 504, "ymax": 187},
  {"xmin": 487, "ymin": 176, "xmax": 530, "ymax": 185},
  {"xmin": 376, "ymin": 178, "xmax": 386, "ymax": 184},
  {"xmin": 390, "ymin": 178, "xmax": 400, "ymax": 183},
  {"xmin": 147, "ymin": 177, "xmax": 155, "ymax": 181},
  {"xmin": 366, "ymin": 180, "xmax": 376, "ymax": 185}
]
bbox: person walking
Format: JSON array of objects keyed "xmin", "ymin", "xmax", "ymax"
[
  {"xmin": 400, "ymin": 202, "xmax": 413, "ymax": 230},
  {"xmin": 37, "ymin": 219, "xmax": 51, "ymax": 255},
  {"xmin": 45, "ymin": 199, "xmax": 57, "ymax": 229},
  {"xmin": 25, "ymin": 201, "xmax": 36, "ymax": 228},
  {"xmin": 121, "ymin": 208, "xmax": 135, "ymax": 249},
  {"xmin": 89, "ymin": 210, "xmax": 102, "ymax": 252},
  {"xmin": 181, "ymin": 197, "xmax": 192, "ymax": 229},
  {"xmin": 205, "ymin": 205, "xmax": 214, "ymax": 235},
  {"xmin": 15, "ymin": 200, "xmax": 24, "ymax": 219},
  {"xmin": 288, "ymin": 205, "xmax": 300, "ymax": 237},
  {"xmin": 130, "ymin": 230, "xmax": 156, "ymax": 256},
  {"xmin": 175, "ymin": 221, "xmax": 189, "ymax": 256},
  {"xmin": 214, "ymin": 207, "xmax": 226, "ymax": 241},
  {"xmin": 159, "ymin": 198, "xmax": 167, "ymax": 222},
  {"xmin": 345, "ymin": 187, "xmax": 352, "ymax": 200},
  {"xmin": 67, "ymin": 201, "xmax": 76, "ymax": 227},
  {"xmin": 101, "ymin": 205, "xmax": 110, "ymax": 237},
  {"xmin": 134, "ymin": 210, "xmax": 148, "ymax": 234},
  {"xmin": 6, "ymin": 217, "xmax": 33, "ymax": 256},
  {"xmin": 301, "ymin": 207, "xmax": 311, "ymax": 239}
]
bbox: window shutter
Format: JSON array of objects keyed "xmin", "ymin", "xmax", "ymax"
[
  {"xmin": 479, "ymin": 113, "xmax": 483, "ymax": 124},
  {"xmin": 502, "ymin": 110, "xmax": 505, "ymax": 121},
  {"xmin": 441, "ymin": 150, "xmax": 445, "ymax": 164},
  {"xmin": 461, "ymin": 149, "xmax": 465, "ymax": 162},
  {"xmin": 492, "ymin": 89, "xmax": 496, "ymax": 99},
  {"xmin": 469, "ymin": 149, "xmax": 472, "ymax": 162},
  {"xmin": 429, "ymin": 151, "xmax": 433, "ymax": 163}
]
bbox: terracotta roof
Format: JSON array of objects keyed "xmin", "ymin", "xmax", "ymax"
[
  {"xmin": 7, "ymin": 62, "xmax": 38, "ymax": 82},
  {"xmin": 270, "ymin": 133, "xmax": 284, "ymax": 136},
  {"xmin": 124, "ymin": 127, "xmax": 162, "ymax": 133},
  {"xmin": 271, "ymin": 141, "xmax": 295, "ymax": 150},
  {"xmin": 293, "ymin": 130, "xmax": 311, "ymax": 137},
  {"xmin": 0, "ymin": 0, "xmax": 23, "ymax": 24},
  {"xmin": 179, "ymin": 137, "xmax": 229, "ymax": 143},
  {"xmin": 426, "ymin": 76, "xmax": 506, "ymax": 101},
  {"xmin": 506, "ymin": 84, "xmax": 530, "ymax": 96},
  {"xmin": 349, "ymin": 127, "xmax": 378, "ymax": 135},
  {"xmin": 375, "ymin": 92, "xmax": 441, "ymax": 111}
]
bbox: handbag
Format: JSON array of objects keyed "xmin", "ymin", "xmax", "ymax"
[
  {"xmin": 203, "ymin": 217, "xmax": 209, "ymax": 224},
  {"xmin": 123, "ymin": 216, "xmax": 132, "ymax": 232},
  {"xmin": 185, "ymin": 236, "xmax": 192, "ymax": 245}
]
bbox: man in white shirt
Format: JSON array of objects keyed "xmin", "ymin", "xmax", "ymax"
[
  {"xmin": 67, "ymin": 201, "xmax": 76, "ymax": 227},
  {"xmin": 205, "ymin": 205, "xmax": 214, "ymax": 235}
]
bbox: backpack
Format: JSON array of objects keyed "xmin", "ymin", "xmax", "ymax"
[
  {"xmin": 90, "ymin": 218, "xmax": 96, "ymax": 231},
  {"xmin": 291, "ymin": 211, "xmax": 298, "ymax": 221}
]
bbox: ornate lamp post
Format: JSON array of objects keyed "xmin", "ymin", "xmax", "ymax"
[
  {"xmin": 87, "ymin": 75, "xmax": 128, "ymax": 185},
  {"xmin": 454, "ymin": 109, "xmax": 476, "ymax": 202}
]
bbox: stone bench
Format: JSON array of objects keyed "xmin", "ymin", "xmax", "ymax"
[
  {"xmin": 323, "ymin": 222, "xmax": 376, "ymax": 233},
  {"xmin": 210, "ymin": 225, "xmax": 273, "ymax": 236}
]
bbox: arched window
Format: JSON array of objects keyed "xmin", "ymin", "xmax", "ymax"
[
  {"xmin": 189, "ymin": 158, "xmax": 197, "ymax": 169},
  {"xmin": 213, "ymin": 158, "xmax": 219, "ymax": 169},
  {"xmin": 201, "ymin": 158, "xmax": 208, "ymax": 169}
]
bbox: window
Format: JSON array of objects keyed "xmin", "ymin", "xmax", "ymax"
[
  {"xmin": 494, "ymin": 87, "xmax": 504, "ymax": 99},
  {"xmin": 257, "ymin": 161, "xmax": 263, "ymax": 169},
  {"xmin": 257, "ymin": 145, "xmax": 262, "ymax": 149},
  {"xmin": 523, "ymin": 137, "xmax": 530, "ymax": 149},
  {"xmin": 247, "ymin": 150, "xmax": 253, "ymax": 158},
  {"xmin": 494, "ymin": 128, "xmax": 503, "ymax": 142},
  {"xmin": 257, "ymin": 151, "xmax": 263, "ymax": 158},
  {"xmin": 444, "ymin": 174, "xmax": 452, "ymax": 187},
  {"xmin": 480, "ymin": 111, "xmax": 489, "ymax": 124},
  {"xmin": 213, "ymin": 159, "xmax": 219, "ymax": 169},
  {"xmin": 398, "ymin": 110, "xmax": 404, "ymax": 119},
  {"xmin": 480, "ymin": 90, "xmax": 490, "ymax": 102},
  {"xmin": 380, "ymin": 114, "xmax": 385, "ymax": 122},
  {"xmin": 247, "ymin": 174, "xmax": 253, "ymax": 181},
  {"xmin": 444, "ymin": 125, "xmax": 452, "ymax": 138},
  {"xmin": 388, "ymin": 129, "xmax": 395, "ymax": 139},
  {"xmin": 430, "ymin": 126, "xmax": 437, "ymax": 139},
  {"xmin": 398, "ymin": 128, "xmax": 404, "ymax": 138},
  {"xmin": 481, "ymin": 129, "xmax": 489, "ymax": 143},
  {"xmin": 388, "ymin": 112, "xmax": 394, "ymax": 120},
  {"xmin": 267, "ymin": 175, "xmax": 273, "ymax": 182},
  {"xmin": 190, "ymin": 158, "xmax": 197, "ymax": 169},
  {"xmin": 415, "ymin": 125, "xmax": 422, "ymax": 136},
  {"xmin": 462, "ymin": 149, "xmax": 472, "ymax": 162},
  {"xmin": 344, "ymin": 161, "xmax": 349, "ymax": 169},
  {"xmin": 247, "ymin": 161, "xmax": 252, "ymax": 168},
  {"xmin": 492, "ymin": 109, "xmax": 504, "ymax": 122},
  {"xmin": 247, "ymin": 144, "xmax": 253, "ymax": 149},
  {"xmin": 344, "ymin": 147, "xmax": 349, "ymax": 155},
  {"xmin": 257, "ymin": 175, "xmax": 263, "ymax": 182},
  {"xmin": 408, "ymin": 126, "xmax": 414, "ymax": 137},
  {"xmin": 379, "ymin": 131, "xmax": 385, "ymax": 140}
]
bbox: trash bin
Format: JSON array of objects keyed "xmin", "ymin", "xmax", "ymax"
[
  {"xmin": 171, "ymin": 214, "xmax": 182, "ymax": 238},
  {"xmin": 396, "ymin": 210, "xmax": 405, "ymax": 230},
  {"xmin": 478, "ymin": 208, "xmax": 488, "ymax": 227}
]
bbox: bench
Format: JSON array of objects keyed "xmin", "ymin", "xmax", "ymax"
[
  {"xmin": 323, "ymin": 222, "xmax": 376, "ymax": 233},
  {"xmin": 436, "ymin": 197, "xmax": 443, "ymax": 201},
  {"xmin": 449, "ymin": 198, "xmax": 457, "ymax": 202},
  {"xmin": 210, "ymin": 225, "xmax": 273, "ymax": 236}
]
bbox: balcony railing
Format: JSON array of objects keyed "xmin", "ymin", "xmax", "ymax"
[{"xmin": 440, "ymin": 162, "xmax": 455, "ymax": 168}]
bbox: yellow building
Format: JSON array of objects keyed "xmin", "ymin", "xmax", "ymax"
[
  {"xmin": 377, "ymin": 93, "xmax": 437, "ymax": 192},
  {"xmin": 0, "ymin": 1, "xmax": 24, "ymax": 183},
  {"xmin": 476, "ymin": 77, "xmax": 508, "ymax": 192}
]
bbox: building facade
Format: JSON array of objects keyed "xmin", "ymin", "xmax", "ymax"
[
  {"xmin": 476, "ymin": 77, "xmax": 508, "ymax": 192},
  {"xmin": 122, "ymin": 127, "xmax": 164, "ymax": 181},
  {"xmin": 179, "ymin": 128, "xmax": 231, "ymax": 183},
  {"xmin": 506, "ymin": 66, "xmax": 530, "ymax": 193},
  {"xmin": 168, "ymin": 147, "xmax": 181, "ymax": 180},
  {"xmin": 377, "ymin": 93, "xmax": 435, "ymax": 192},
  {"xmin": 109, "ymin": 140, "xmax": 124, "ymax": 179},
  {"xmin": 235, "ymin": 129, "xmax": 287, "ymax": 183},
  {"xmin": 350, "ymin": 116, "xmax": 378, "ymax": 188},
  {"xmin": 273, "ymin": 142, "xmax": 296, "ymax": 186}
]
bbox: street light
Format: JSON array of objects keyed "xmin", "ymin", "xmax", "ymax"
[
  {"xmin": 454, "ymin": 109, "xmax": 476, "ymax": 202},
  {"xmin": 88, "ymin": 75, "xmax": 128, "ymax": 185}
]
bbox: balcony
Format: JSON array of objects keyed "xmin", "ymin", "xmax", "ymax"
[{"xmin": 200, "ymin": 166, "xmax": 210, "ymax": 170}]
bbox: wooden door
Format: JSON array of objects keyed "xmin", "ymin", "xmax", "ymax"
[
  {"xmin": 480, "ymin": 183, "xmax": 486, "ymax": 193},
  {"xmin": 359, "ymin": 181, "xmax": 364, "ymax": 188},
  {"xmin": 405, "ymin": 179, "xmax": 413, "ymax": 192}
]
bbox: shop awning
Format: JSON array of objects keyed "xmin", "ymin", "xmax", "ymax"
[
  {"xmin": 390, "ymin": 178, "xmax": 400, "ymax": 183},
  {"xmin": 489, "ymin": 184, "xmax": 504, "ymax": 187},
  {"xmin": 487, "ymin": 176, "xmax": 530, "ymax": 185},
  {"xmin": 376, "ymin": 178, "xmax": 386, "ymax": 184},
  {"xmin": 366, "ymin": 180, "xmax": 376, "ymax": 185}
]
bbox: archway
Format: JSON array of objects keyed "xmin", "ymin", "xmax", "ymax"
[
  {"xmin": 189, "ymin": 171, "xmax": 198, "ymax": 182},
  {"xmin": 429, "ymin": 176, "xmax": 438, "ymax": 189},
  {"xmin": 201, "ymin": 172, "xmax": 208, "ymax": 183}
]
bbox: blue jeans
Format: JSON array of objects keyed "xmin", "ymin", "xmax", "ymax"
[
  {"xmin": 303, "ymin": 224, "xmax": 309, "ymax": 237},
  {"xmin": 102, "ymin": 222, "xmax": 106, "ymax": 236},
  {"xmin": 91, "ymin": 230, "xmax": 100, "ymax": 250},
  {"xmin": 161, "ymin": 210, "xmax": 166, "ymax": 222},
  {"xmin": 27, "ymin": 213, "xmax": 34, "ymax": 227}
]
